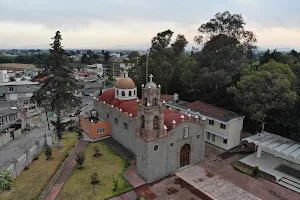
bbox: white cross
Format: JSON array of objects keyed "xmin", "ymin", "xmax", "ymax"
[{"xmin": 149, "ymin": 74, "xmax": 154, "ymax": 82}]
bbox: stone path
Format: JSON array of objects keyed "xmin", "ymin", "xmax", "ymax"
[
  {"xmin": 122, "ymin": 161, "xmax": 145, "ymax": 188},
  {"xmin": 43, "ymin": 140, "xmax": 89, "ymax": 200}
]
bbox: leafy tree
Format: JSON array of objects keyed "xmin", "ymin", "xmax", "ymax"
[
  {"xmin": 112, "ymin": 174, "xmax": 119, "ymax": 192},
  {"xmin": 90, "ymin": 172, "xmax": 99, "ymax": 185},
  {"xmin": 252, "ymin": 166, "xmax": 259, "ymax": 177},
  {"xmin": 104, "ymin": 51, "xmax": 111, "ymax": 63},
  {"xmin": 128, "ymin": 51, "xmax": 140, "ymax": 61},
  {"xmin": 75, "ymin": 152, "xmax": 85, "ymax": 169},
  {"xmin": 76, "ymin": 50, "xmax": 80, "ymax": 55},
  {"xmin": 81, "ymin": 53, "xmax": 89, "ymax": 64},
  {"xmin": 9, "ymin": 76, "xmax": 16, "ymax": 82},
  {"xmin": 0, "ymin": 170, "xmax": 12, "ymax": 190},
  {"xmin": 32, "ymin": 31, "xmax": 81, "ymax": 147},
  {"xmin": 229, "ymin": 60, "xmax": 297, "ymax": 124},
  {"xmin": 194, "ymin": 11, "xmax": 257, "ymax": 52},
  {"xmin": 289, "ymin": 49, "xmax": 299, "ymax": 59},
  {"xmin": 45, "ymin": 147, "xmax": 52, "ymax": 160}
]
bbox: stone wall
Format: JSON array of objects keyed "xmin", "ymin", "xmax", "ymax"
[
  {"xmin": 1, "ymin": 133, "xmax": 54, "ymax": 179},
  {"xmin": 0, "ymin": 129, "xmax": 22, "ymax": 148}
]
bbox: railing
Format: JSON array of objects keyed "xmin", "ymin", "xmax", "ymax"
[{"xmin": 205, "ymin": 125, "xmax": 228, "ymax": 139}]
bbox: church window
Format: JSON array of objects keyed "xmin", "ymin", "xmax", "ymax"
[
  {"xmin": 134, "ymin": 90, "xmax": 136, "ymax": 95},
  {"xmin": 122, "ymin": 91, "xmax": 125, "ymax": 96},
  {"xmin": 129, "ymin": 91, "xmax": 132, "ymax": 96},
  {"xmin": 153, "ymin": 98, "xmax": 157, "ymax": 106},
  {"xmin": 117, "ymin": 90, "xmax": 119, "ymax": 95},
  {"xmin": 114, "ymin": 118, "xmax": 118, "ymax": 124},
  {"xmin": 123, "ymin": 123, "xmax": 128, "ymax": 130},
  {"xmin": 209, "ymin": 120, "xmax": 214, "ymax": 125},
  {"xmin": 170, "ymin": 142, "xmax": 174, "ymax": 147},
  {"xmin": 153, "ymin": 116, "xmax": 159, "ymax": 130},
  {"xmin": 97, "ymin": 127, "xmax": 105, "ymax": 134},
  {"xmin": 183, "ymin": 127, "xmax": 189, "ymax": 138},
  {"xmin": 141, "ymin": 115, "xmax": 145, "ymax": 129},
  {"xmin": 197, "ymin": 135, "xmax": 200, "ymax": 139},
  {"xmin": 154, "ymin": 145, "xmax": 158, "ymax": 151},
  {"xmin": 106, "ymin": 113, "xmax": 109, "ymax": 119},
  {"xmin": 144, "ymin": 97, "xmax": 147, "ymax": 106},
  {"xmin": 223, "ymin": 138, "xmax": 227, "ymax": 144}
]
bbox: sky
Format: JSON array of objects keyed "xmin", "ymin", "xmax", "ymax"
[{"xmin": 1, "ymin": 0, "xmax": 300, "ymax": 49}]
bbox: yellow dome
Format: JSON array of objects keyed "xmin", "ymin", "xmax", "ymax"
[{"xmin": 115, "ymin": 77, "xmax": 136, "ymax": 89}]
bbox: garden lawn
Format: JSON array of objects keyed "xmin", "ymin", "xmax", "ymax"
[
  {"xmin": 0, "ymin": 132, "xmax": 78, "ymax": 200},
  {"xmin": 56, "ymin": 142, "xmax": 133, "ymax": 200}
]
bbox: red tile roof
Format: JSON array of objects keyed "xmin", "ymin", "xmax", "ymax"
[
  {"xmin": 97, "ymin": 89, "xmax": 192, "ymax": 131},
  {"xmin": 188, "ymin": 100, "xmax": 241, "ymax": 122},
  {"xmin": 160, "ymin": 94, "xmax": 173, "ymax": 102}
]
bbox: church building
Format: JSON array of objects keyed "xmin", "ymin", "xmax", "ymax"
[{"xmin": 81, "ymin": 72, "xmax": 207, "ymax": 183}]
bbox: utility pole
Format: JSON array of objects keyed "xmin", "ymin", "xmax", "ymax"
[{"xmin": 146, "ymin": 47, "xmax": 149, "ymax": 83}]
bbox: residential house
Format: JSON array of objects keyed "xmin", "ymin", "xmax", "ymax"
[{"xmin": 162, "ymin": 94, "xmax": 244, "ymax": 150}]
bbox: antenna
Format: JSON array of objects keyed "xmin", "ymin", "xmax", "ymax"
[{"xmin": 146, "ymin": 46, "xmax": 149, "ymax": 84}]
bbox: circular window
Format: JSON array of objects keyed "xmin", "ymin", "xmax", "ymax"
[{"xmin": 154, "ymin": 145, "xmax": 158, "ymax": 151}]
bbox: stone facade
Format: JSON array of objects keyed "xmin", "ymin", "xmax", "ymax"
[{"xmin": 92, "ymin": 74, "xmax": 206, "ymax": 183}]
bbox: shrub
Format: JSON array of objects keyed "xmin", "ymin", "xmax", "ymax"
[
  {"xmin": 33, "ymin": 154, "xmax": 39, "ymax": 161},
  {"xmin": 75, "ymin": 152, "xmax": 85, "ymax": 169},
  {"xmin": 45, "ymin": 147, "xmax": 52, "ymax": 160},
  {"xmin": 112, "ymin": 174, "xmax": 119, "ymax": 192},
  {"xmin": 252, "ymin": 166, "xmax": 259, "ymax": 177},
  {"xmin": 0, "ymin": 170, "xmax": 13, "ymax": 190},
  {"xmin": 94, "ymin": 146, "xmax": 100, "ymax": 155},
  {"xmin": 90, "ymin": 172, "xmax": 99, "ymax": 185},
  {"xmin": 77, "ymin": 131, "xmax": 83, "ymax": 139}
]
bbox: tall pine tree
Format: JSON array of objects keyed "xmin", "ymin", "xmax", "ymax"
[{"xmin": 32, "ymin": 31, "xmax": 81, "ymax": 147}]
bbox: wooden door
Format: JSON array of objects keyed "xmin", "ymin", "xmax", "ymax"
[{"xmin": 180, "ymin": 144, "xmax": 191, "ymax": 167}]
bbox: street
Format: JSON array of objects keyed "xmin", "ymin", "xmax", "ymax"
[{"xmin": 0, "ymin": 96, "xmax": 93, "ymax": 170}]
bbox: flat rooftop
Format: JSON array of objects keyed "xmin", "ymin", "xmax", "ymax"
[{"xmin": 0, "ymin": 81, "xmax": 39, "ymax": 86}]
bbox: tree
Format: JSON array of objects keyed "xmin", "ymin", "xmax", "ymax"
[
  {"xmin": 9, "ymin": 76, "xmax": 16, "ymax": 82},
  {"xmin": 128, "ymin": 51, "xmax": 140, "ymax": 61},
  {"xmin": 112, "ymin": 174, "xmax": 119, "ymax": 192},
  {"xmin": 76, "ymin": 50, "xmax": 81, "ymax": 55},
  {"xmin": 90, "ymin": 172, "xmax": 99, "ymax": 185},
  {"xmin": 194, "ymin": 11, "xmax": 257, "ymax": 52},
  {"xmin": 0, "ymin": 170, "xmax": 12, "ymax": 190},
  {"xmin": 104, "ymin": 51, "xmax": 111, "ymax": 63},
  {"xmin": 45, "ymin": 147, "xmax": 52, "ymax": 160},
  {"xmin": 75, "ymin": 152, "xmax": 85, "ymax": 169},
  {"xmin": 252, "ymin": 166, "xmax": 259, "ymax": 177},
  {"xmin": 32, "ymin": 31, "xmax": 81, "ymax": 148},
  {"xmin": 229, "ymin": 60, "xmax": 297, "ymax": 124}
]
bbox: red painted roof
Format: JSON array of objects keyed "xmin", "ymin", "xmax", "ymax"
[
  {"xmin": 160, "ymin": 94, "xmax": 173, "ymax": 102},
  {"xmin": 98, "ymin": 88, "xmax": 115, "ymax": 104},
  {"xmin": 97, "ymin": 89, "xmax": 192, "ymax": 131},
  {"xmin": 188, "ymin": 100, "xmax": 241, "ymax": 122}
]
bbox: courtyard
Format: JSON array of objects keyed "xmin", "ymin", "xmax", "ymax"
[
  {"xmin": 56, "ymin": 141, "xmax": 133, "ymax": 200},
  {"xmin": 0, "ymin": 132, "xmax": 78, "ymax": 200}
]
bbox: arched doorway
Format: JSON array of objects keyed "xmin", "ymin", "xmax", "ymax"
[{"xmin": 180, "ymin": 144, "xmax": 191, "ymax": 167}]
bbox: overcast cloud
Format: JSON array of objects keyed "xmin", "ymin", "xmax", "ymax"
[{"xmin": 1, "ymin": 0, "xmax": 300, "ymax": 49}]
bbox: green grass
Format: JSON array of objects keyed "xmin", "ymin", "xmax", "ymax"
[
  {"xmin": 0, "ymin": 63, "xmax": 35, "ymax": 70},
  {"xmin": 0, "ymin": 132, "xmax": 78, "ymax": 200},
  {"xmin": 56, "ymin": 142, "xmax": 133, "ymax": 200},
  {"xmin": 231, "ymin": 161, "xmax": 253, "ymax": 176}
]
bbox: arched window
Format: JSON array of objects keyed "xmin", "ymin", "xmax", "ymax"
[
  {"xmin": 134, "ymin": 90, "xmax": 136, "ymax": 95},
  {"xmin": 122, "ymin": 91, "xmax": 125, "ymax": 96},
  {"xmin": 129, "ymin": 91, "xmax": 132, "ymax": 96},
  {"xmin": 153, "ymin": 116, "xmax": 159, "ymax": 130},
  {"xmin": 116, "ymin": 90, "xmax": 119, "ymax": 95},
  {"xmin": 153, "ymin": 98, "xmax": 157, "ymax": 106},
  {"xmin": 144, "ymin": 97, "xmax": 147, "ymax": 106},
  {"xmin": 141, "ymin": 115, "xmax": 145, "ymax": 129}
]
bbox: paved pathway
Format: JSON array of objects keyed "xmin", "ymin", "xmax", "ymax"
[{"xmin": 44, "ymin": 140, "xmax": 89, "ymax": 200}]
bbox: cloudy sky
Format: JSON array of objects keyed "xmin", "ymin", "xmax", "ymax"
[{"xmin": 1, "ymin": 0, "xmax": 300, "ymax": 49}]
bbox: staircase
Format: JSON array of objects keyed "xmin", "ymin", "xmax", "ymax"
[{"xmin": 278, "ymin": 177, "xmax": 300, "ymax": 193}]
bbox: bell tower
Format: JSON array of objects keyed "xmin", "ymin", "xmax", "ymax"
[{"xmin": 137, "ymin": 74, "xmax": 166, "ymax": 141}]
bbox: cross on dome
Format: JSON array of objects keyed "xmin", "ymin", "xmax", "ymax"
[{"xmin": 149, "ymin": 74, "xmax": 154, "ymax": 82}]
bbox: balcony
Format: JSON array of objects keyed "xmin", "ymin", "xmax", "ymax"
[{"xmin": 205, "ymin": 125, "xmax": 228, "ymax": 139}]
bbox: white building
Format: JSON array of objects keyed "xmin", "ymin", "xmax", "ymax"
[
  {"xmin": 0, "ymin": 70, "xmax": 9, "ymax": 83},
  {"xmin": 0, "ymin": 81, "xmax": 40, "ymax": 101},
  {"xmin": 161, "ymin": 94, "xmax": 245, "ymax": 150}
]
